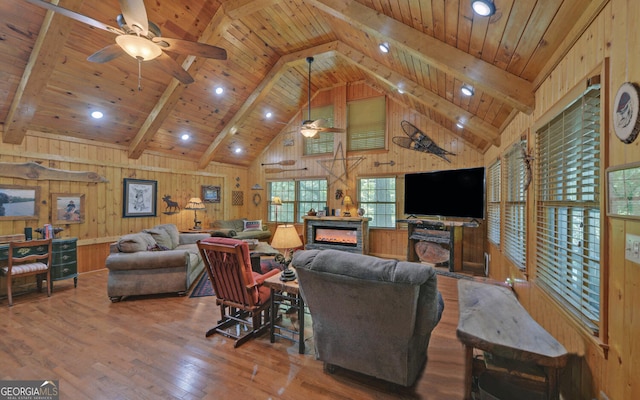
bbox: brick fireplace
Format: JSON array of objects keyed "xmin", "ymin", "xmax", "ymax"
[{"xmin": 303, "ymin": 216, "xmax": 371, "ymax": 254}]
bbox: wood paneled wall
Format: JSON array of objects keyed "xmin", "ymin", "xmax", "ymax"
[
  {"xmin": 0, "ymin": 134, "xmax": 247, "ymax": 273},
  {"xmin": 251, "ymin": 81, "xmax": 485, "ymax": 263},
  {"xmin": 484, "ymin": 2, "xmax": 640, "ymax": 399}
]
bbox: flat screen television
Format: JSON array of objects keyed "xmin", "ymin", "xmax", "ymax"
[{"xmin": 404, "ymin": 167, "xmax": 485, "ymax": 219}]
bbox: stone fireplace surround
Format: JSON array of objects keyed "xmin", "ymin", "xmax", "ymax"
[{"xmin": 303, "ymin": 216, "xmax": 371, "ymax": 254}]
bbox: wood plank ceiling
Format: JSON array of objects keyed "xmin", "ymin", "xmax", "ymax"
[{"xmin": 0, "ymin": 0, "xmax": 606, "ymax": 167}]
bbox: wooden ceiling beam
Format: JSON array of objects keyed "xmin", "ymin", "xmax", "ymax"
[
  {"xmin": 335, "ymin": 42, "xmax": 501, "ymax": 147},
  {"xmin": 197, "ymin": 41, "xmax": 340, "ymax": 169},
  {"xmin": 128, "ymin": 7, "xmax": 230, "ymax": 159},
  {"xmin": 310, "ymin": 0, "xmax": 535, "ymax": 114},
  {"xmin": 3, "ymin": 0, "xmax": 85, "ymax": 145}
]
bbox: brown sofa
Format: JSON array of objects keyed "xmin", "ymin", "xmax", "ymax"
[
  {"xmin": 209, "ymin": 218, "xmax": 272, "ymax": 241},
  {"xmin": 293, "ymin": 249, "xmax": 444, "ymax": 387},
  {"xmin": 105, "ymin": 224, "xmax": 209, "ymax": 302}
]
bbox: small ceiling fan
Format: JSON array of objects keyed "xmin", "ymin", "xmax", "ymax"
[
  {"xmin": 25, "ymin": 0, "xmax": 227, "ymax": 85},
  {"xmin": 300, "ymin": 57, "xmax": 345, "ymax": 138}
]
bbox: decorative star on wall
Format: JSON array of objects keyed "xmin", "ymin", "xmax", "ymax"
[{"xmin": 316, "ymin": 142, "xmax": 365, "ymax": 187}]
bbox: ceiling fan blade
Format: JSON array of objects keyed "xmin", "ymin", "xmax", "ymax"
[
  {"xmin": 153, "ymin": 37, "xmax": 227, "ymax": 60},
  {"xmin": 87, "ymin": 44, "xmax": 125, "ymax": 63},
  {"xmin": 319, "ymin": 127, "xmax": 346, "ymax": 133},
  {"xmin": 24, "ymin": 0, "xmax": 124, "ymax": 35},
  {"xmin": 118, "ymin": 0, "xmax": 149, "ymax": 36},
  {"xmin": 149, "ymin": 52, "xmax": 195, "ymax": 84}
]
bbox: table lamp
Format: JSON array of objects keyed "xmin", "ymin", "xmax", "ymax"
[
  {"xmin": 184, "ymin": 197, "xmax": 205, "ymax": 230},
  {"xmin": 342, "ymin": 195, "xmax": 353, "ymax": 217},
  {"xmin": 271, "ymin": 224, "xmax": 302, "ymax": 281},
  {"xmin": 272, "ymin": 196, "xmax": 282, "ymax": 225}
]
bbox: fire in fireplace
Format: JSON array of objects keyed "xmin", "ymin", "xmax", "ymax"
[{"xmin": 313, "ymin": 227, "xmax": 357, "ymax": 247}]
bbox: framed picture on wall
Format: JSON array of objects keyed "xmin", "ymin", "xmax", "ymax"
[
  {"xmin": 123, "ymin": 178, "xmax": 157, "ymax": 218},
  {"xmin": 202, "ymin": 185, "xmax": 221, "ymax": 203},
  {"xmin": 52, "ymin": 193, "xmax": 85, "ymax": 224},
  {"xmin": 0, "ymin": 184, "xmax": 40, "ymax": 221}
]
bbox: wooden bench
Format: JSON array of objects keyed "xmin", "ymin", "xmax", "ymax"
[{"xmin": 456, "ymin": 279, "xmax": 569, "ymax": 400}]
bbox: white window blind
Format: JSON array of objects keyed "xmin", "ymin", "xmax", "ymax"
[
  {"xmin": 504, "ymin": 143, "xmax": 527, "ymax": 269},
  {"xmin": 535, "ymin": 85, "xmax": 601, "ymax": 332},
  {"xmin": 347, "ymin": 97, "xmax": 386, "ymax": 151},
  {"xmin": 487, "ymin": 159, "xmax": 501, "ymax": 246},
  {"xmin": 304, "ymin": 104, "xmax": 334, "ymax": 155}
]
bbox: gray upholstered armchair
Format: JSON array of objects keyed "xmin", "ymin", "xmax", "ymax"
[{"xmin": 293, "ymin": 249, "xmax": 443, "ymax": 387}]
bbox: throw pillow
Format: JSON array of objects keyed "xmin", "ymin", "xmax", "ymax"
[
  {"xmin": 243, "ymin": 219, "xmax": 262, "ymax": 232},
  {"xmin": 154, "ymin": 224, "xmax": 180, "ymax": 249},
  {"xmin": 143, "ymin": 228, "xmax": 174, "ymax": 250},
  {"xmin": 118, "ymin": 233, "xmax": 156, "ymax": 253}
]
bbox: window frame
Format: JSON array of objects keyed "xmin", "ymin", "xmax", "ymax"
[
  {"xmin": 534, "ymin": 82, "xmax": 602, "ymax": 335},
  {"xmin": 503, "ymin": 142, "xmax": 527, "ymax": 270},
  {"xmin": 487, "ymin": 159, "xmax": 501, "ymax": 246},
  {"xmin": 357, "ymin": 176, "xmax": 396, "ymax": 228},
  {"xmin": 268, "ymin": 178, "xmax": 328, "ymax": 224}
]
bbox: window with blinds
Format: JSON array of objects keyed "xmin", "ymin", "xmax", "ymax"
[
  {"xmin": 347, "ymin": 97, "xmax": 386, "ymax": 151},
  {"xmin": 535, "ymin": 85, "xmax": 601, "ymax": 333},
  {"xmin": 304, "ymin": 104, "xmax": 334, "ymax": 155},
  {"xmin": 487, "ymin": 159, "xmax": 501, "ymax": 246},
  {"xmin": 504, "ymin": 143, "xmax": 527, "ymax": 269}
]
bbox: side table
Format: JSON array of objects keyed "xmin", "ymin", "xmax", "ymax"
[{"xmin": 263, "ymin": 269, "xmax": 306, "ymax": 354}]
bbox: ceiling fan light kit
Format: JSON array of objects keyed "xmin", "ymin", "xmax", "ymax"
[
  {"xmin": 472, "ymin": 0, "xmax": 496, "ymax": 17},
  {"xmin": 115, "ymin": 35, "xmax": 162, "ymax": 60}
]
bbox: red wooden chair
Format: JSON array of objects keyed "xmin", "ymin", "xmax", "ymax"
[{"xmin": 197, "ymin": 237, "xmax": 280, "ymax": 347}]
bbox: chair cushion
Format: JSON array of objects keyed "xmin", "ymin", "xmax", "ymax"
[
  {"xmin": 3, "ymin": 262, "xmax": 48, "ymax": 275},
  {"xmin": 201, "ymin": 237, "xmax": 260, "ymax": 303}
]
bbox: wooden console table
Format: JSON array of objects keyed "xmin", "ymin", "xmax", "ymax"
[
  {"xmin": 398, "ymin": 219, "xmax": 477, "ymax": 272},
  {"xmin": 457, "ymin": 279, "xmax": 568, "ymax": 399}
]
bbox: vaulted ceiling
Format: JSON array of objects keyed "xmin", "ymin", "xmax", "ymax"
[{"xmin": 0, "ymin": 0, "xmax": 607, "ymax": 167}]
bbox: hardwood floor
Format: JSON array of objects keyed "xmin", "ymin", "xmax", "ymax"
[{"xmin": 0, "ymin": 270, "xmax": 465, "ymax": 399}]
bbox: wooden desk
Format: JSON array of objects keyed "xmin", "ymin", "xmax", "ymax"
[
  {"xmin": 456, "ymin": 279, "xmax": 568, "ymax": 399},
  {"xmin": 264, "ymin": 269, "xmax": 306, "ymax": 354}
]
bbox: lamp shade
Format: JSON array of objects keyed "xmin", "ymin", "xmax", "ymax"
[
  {"xmin": 343, "ymin": 195, "xmax": 353, "ymax": 207},
  {"xmin": 272, "ymin": 196, "xmax": 282, "ymax": 206},
  {"xmin": 271, "ymin": 225, "xmax": 302, "ymax": 251},
  {"xmin": 115, "ymin": 35, "xmax": 162, "ymax": 60},
  {"xmin": 184, "ymin": 197, "xmax": 205, "ymax": 210}
]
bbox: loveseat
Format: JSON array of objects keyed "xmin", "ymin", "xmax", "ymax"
[
  {"xmin": 209, "ymin": 218, "xmax": 272, "ymax": 241},
  {"xmin": 293, "ymin": 249, "xmax": 444, "ymax": 387},
  {"xmin": 105, "ymin": 224, "xmax": 210, "ymax": 302}
]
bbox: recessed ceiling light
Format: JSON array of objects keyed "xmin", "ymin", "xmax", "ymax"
[
  {"xmin": 234, "ymin": 147, "xmax": 242, "ymax": 154},
  {"xmin": 456, "ymin": 122, "xmax": 464, "ymax": 129},
  {"xmin": 181, "ymin": 133, "xmax": 190, "ymax": 141},
  {"xmin": 461, "ymin": 84, "xmax": 475, "ymax": 96},
  {"xmin": 265, "ymin": 112, "xmax": 272, "ymax": 118},
  {"xmin": 471, "ymin": 0, "xmax": 496, "ymax": 17},
  {"xmin": 215, "ymin": 87, "xmax": 224, "ymax": 95},
  {"xmin": 379, "ymin": 43, "xmax": 390, "ymax": 53},
  {"xmin": 91, "ymin": 111, "xmax": 103, "ymax": 119}
]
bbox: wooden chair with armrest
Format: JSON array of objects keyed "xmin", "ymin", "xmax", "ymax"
[
  {"xmin": 197, "ymin": 237, "xmax": 280, "ymax": 347},
  {"xmin": 2, "ymin": 239, "xmax": 53, "ymax": 307}
]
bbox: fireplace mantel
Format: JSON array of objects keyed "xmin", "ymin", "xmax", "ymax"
[{"xmin": 303, "ymin": 216, "xmax": 371, "ymax": 254}]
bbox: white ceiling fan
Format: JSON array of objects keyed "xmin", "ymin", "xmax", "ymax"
[
  {"xmin": 300, "ymin": 57, "xmax": 345, "ymax": 138},
  {"xmin": 25, "ymin": 0, "xmax": 227, "ymax": 85}
]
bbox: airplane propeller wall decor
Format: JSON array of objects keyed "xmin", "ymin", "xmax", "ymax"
[{"xmin": 24, "ymin": 0, "xmax": 227, "ymax": 85}]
